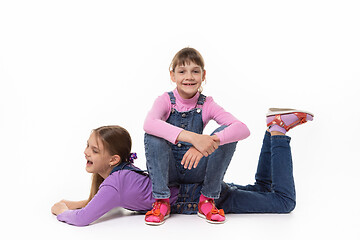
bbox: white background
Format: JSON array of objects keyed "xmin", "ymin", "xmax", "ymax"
[{"xmin": 1, "ymin": 0, "xmax": 359, "ymax": 239}]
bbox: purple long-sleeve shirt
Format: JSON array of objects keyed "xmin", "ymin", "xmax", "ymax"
[{"xmin": 57, "ymin": 170, "xmax": 179, "ymax": 226}]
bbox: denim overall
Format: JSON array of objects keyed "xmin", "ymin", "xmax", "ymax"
[
  {"xmin": 110, "ymin": 161, "xmax": 148, "ymax": 176},
  {"xmin": 144, "ymin": 92, "xmax": 237, "ymax": 208}
]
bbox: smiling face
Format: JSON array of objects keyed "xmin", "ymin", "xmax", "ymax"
[
  {"xmin": 170, "ymin": 61, "xmax": 206, "ymax": 99},
  {"xmin": 84, "ymin": 132, "xmax": 115, "ymax": 178}
]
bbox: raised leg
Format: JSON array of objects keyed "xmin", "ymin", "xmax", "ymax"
[{"xmin": 216, "ymin": 134, "xmax": 296, "ymax": 213}]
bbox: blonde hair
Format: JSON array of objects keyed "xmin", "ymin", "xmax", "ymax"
[{"xmin": 86, "ymin": 125, "xmax": 132, "ymax": 204}]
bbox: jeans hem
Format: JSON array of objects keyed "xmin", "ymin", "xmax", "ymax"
[
  {"xmin": 152, "ymin": 193, "xmax": 171, "ymax": 199},
  {"xmin": 270, "ymin": 135, "xmax": 291, "ymax": 141},
  {"xmin": 200, "ymin": 191, "xmax": 220, "ymax": 199}
]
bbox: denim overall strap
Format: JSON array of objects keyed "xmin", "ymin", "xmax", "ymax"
[
  {"xmin": 196, "ymin": 93, "xmax": 206, "ymax": 107},
  {"xmin": 168, "ymin": 91, "xmax": 177, "ymax": 113},
  {"xmin": 110, "ymin": 161, "xmax": 148, "ymax": 176},
  {"xmin": 168, "ymin": 91, "xmax": 176, "ymax": 105},
  {"xmin": 166, "ymin": 92, "xmax": 206, "ymax": 136}
]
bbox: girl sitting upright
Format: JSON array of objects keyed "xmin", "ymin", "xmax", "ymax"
[{"xmin": 143, "ymin": 47, "xmax": 250, "ymax": 224}]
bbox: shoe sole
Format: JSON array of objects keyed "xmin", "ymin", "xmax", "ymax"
[
  {"xmin": 145, "ymin": 214, "xmax": 170, "ymax": 226},
  {"xmin": 266, "ymin": 108, "xmax": 314, "ymax": 117},
  {"xmin": 197, "ymin": 212, "xmax": 226, "ymax": 224}
]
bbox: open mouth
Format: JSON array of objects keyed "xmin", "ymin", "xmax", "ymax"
[
  {"xmin": 87, "ymin": 160, "xmax": 93, "ymax": 165},
  {"xmin": 183, "ymin": 83, "xmax": 196, "ymax": 86}
]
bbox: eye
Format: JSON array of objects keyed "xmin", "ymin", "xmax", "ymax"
[{"xmin": 92, "ymin": 148, "xmax": 99, "ymax": 154}]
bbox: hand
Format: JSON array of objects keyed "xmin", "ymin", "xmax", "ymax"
[
  {"xmin": 59, "ymin": 199, "xmax": 88, "ymax": 210},
  {"xmin": 51, "ymin": 201, "xmax": 69, "ymax": 216},
  {"xmin": 210, "ymin": 134, "xmax": 220, "ymax": 145},
  {"xmin": 191, "ymin": 134, "xmax": 219, "ymax": 157},
  {"xmin": 177, "ymin": 131, "xmax": 220, "ymax": 157},
  {"xmin": 181, "ymin": 147, "xmax": 204, "ymax": 170}
]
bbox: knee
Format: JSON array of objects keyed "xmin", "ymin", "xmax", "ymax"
[
  {"xmin": 144, "ymin": 133, "xmax": 167, "ymax": 146},
  {"xmin": 144, "ymin": 134, "xmax": 172, "ymax": 162},
  {"xmin": 217, "ymin": 140, "xmax": 237, "ymax": 156},
  {"xmin": 210, "ymin": 125, "xmax": 227, "ymax": 135}
]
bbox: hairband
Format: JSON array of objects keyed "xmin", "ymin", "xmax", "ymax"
[{"xmin": 128, "ymin": 152, "xmax": 137, "ymax": 163}]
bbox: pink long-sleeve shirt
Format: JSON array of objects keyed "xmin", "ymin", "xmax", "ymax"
[{"xmin": 143, "ymin": 89, "xmax": 250, "ymax": 145}]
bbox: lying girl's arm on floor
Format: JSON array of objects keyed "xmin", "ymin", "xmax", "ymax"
[
  {"xmin": 55, "ymin": 184, "xmax": 120, "ymax": 226},
  {"xmin": 60, "ymin": 200, "xmax": 88, "ymax": 210}
]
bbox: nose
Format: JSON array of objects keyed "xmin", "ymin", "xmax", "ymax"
[
  {"xmin": 84, "ymin": 147, "xmax": 90, "ymax": 157},
  {"xmin": 185, "ymin": 71, "xmax": 194, "ymax": 80}
]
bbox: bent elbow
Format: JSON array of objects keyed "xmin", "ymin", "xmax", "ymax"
[
  {"xmin": 57, "ymin": 217, "xmax": 91, "ymax": 227},
  {"xmin": 143, "ymin": 122, "xmax": 148, "ymax": 133},
  {"xmin": 240, "ymin": 123, "xmax": 251, "ymax": 140},
  {"xmin": 245, "ymin": 126, "xmax": 251, "ymax": 139},
  {"xmin": 283, "ymin": 200, "xmax": 296, "ymax": 213},
  {"xmin": 143, "ymin": 119, "xmax": 152, "ymax": 134}
]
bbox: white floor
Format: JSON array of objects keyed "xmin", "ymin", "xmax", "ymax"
[
  {"xmin": 4, "ymin": 117, "xmax": 359, "ymax": 240},
  {"xmin": 5, "ymin": 199, "xmax": 360, "ymax": 240},
  {"xmin": 1, "ymin": 1, "xmax": 360, "ymax": 239}
]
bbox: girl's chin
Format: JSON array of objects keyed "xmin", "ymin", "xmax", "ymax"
[{"xmin": 85, "ymin": 166, "xmax": 94, "ymax": 173}]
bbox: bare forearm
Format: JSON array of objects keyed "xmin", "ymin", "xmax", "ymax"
[
  {"xmin": 61, "ymin": 199, "xmax": 88, "ymax": 210},
  {"xmin": 177, "ymin": 130, "xmax": 219, "ymax": 157},
  {"xmin": 177, "ymin": 130, "xmax": 197, "ymax": 144}
]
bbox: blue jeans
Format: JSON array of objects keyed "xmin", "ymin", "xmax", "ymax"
[
  {"xmin": 172, "ymin": 131, "xmax": 296, "ymax": 214},
  {"xmin": 145, "ymin": 126, "xmax": 237, "ymax": 199}
]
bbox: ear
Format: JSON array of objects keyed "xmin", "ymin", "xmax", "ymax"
[
  {"xmin": 202, "ymin": 69, "xmax": 206, "ymax": 82},
  {"xmin": 109, "ymin": 155, "xmax": 121, "ymax": 167},
  {"xmin": 170, "ymin": 70, "xmax": 176, "ymax": 83}
]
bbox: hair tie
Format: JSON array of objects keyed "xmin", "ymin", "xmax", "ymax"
[{"xmin": 128, "ymin": 152, "xmax": 137, "ymax": 163}]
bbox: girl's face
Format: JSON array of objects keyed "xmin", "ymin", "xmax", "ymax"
[
  {"xmin": 84, "ymin": 133, "xmax": 113, "ymax": 178},
  {"xmin": 170, "ymin": 61, "xmax": 206, "ymax": 99}
]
